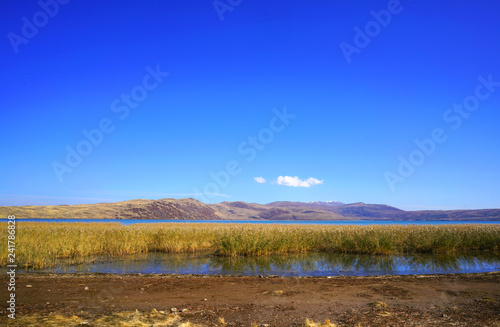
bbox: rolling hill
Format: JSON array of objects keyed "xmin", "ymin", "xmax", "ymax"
[
  {"xmin": 0, "ymin": 198, "xmax": 222, "ymax": 220},
  {"xmin": 0, "ymin": 198, "xmax": 499, "ymax": 221}
]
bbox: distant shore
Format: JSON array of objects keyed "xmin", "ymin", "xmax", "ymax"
[{"xmin": 2, "ymin": 198, "xmax": 499, "ymax": 221}]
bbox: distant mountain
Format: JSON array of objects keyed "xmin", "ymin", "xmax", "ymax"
[
  {"xmin": 210, "ymin": 201, "xmax": 346, "ymax": 220},
  {"xmin": 325, "ymin": 202, "xmax": 404, "ymax": 219},
  {"xmin": 0, "ymin": 198, "xmax": 222, "ymax": 220},
  {"xmin": 1, "ymin": 199, "xmax": 499, "ymax": 221},
  {"xmin": 391, "ymin": 209, "xmax": 500, "ymax": 221},
  {"xmin": 265, "ymin": 201, "xmax": 405, "ymax": 219}
]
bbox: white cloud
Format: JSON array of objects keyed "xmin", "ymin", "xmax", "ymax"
[
  {"xmin": 254, "ymin": 177, "xmax": 266, "ymax": 184},
  {"xmin": 274, "ymin": 176, "xmax": 323, "ymax": 188}
]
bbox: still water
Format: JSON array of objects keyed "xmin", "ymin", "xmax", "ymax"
[
  {"xmin": 5, "ymin": 218, "xmax": 500, "ymax": 225},
  {"xmin": 11, "ymin": 252, "xmax": 500, "ymax": 276}
]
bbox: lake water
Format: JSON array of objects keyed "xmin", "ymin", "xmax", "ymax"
[
  {"xmin": 8, "ymin": 252, "xmax": 500, "ymax": 276},
  {"xmin": 3, "ymin": 218, "xmax": 500, "ymax": 225}
]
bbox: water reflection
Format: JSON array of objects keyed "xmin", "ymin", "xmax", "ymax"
[{"xmin": 9, "ymin": 251, "xmax": 500, "ymax": 276}]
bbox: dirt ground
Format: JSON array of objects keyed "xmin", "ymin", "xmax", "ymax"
[{"xmin": 1, "ymin": 272, "xmax": 499, "ymax": 326}]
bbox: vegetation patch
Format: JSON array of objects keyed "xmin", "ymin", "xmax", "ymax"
[
  {"xmin": 5, "ymin": 309, "xmax": 197, "ymax": 327},
  {"xmin": 0, "ymin": 222, "xmax": 498, "ymax": 269}
]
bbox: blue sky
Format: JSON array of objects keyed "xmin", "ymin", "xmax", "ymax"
[{"xmin": 1, "ymin": 0, "xmax": 500, "ymax": 210}]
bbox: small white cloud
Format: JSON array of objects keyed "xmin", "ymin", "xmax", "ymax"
[
  {"xmin": 254, "ymin": 177, "xmax": 266, "ymax": 184},
  {"xmin": 274, "ymin": 176, "xmax": 323, "ymax": 188}
]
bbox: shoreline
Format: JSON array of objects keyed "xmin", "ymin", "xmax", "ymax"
[
  {"xmin": 3, "ymin": 218, "xmax": 500, "ymax": 221},
  {"xmin": 11, "ymin": 270, "xmax": 500, "ymax": 278},
  {"xmin": 2, "ymin": 272, "xmax": 499, "ymax": 326}
]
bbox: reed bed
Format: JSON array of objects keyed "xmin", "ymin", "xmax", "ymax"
[{"xmin": 0, "ymin": 222, "xmax": 498, "ymax": 269}]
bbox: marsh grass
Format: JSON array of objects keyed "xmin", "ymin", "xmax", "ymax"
[{"xmin": 0, "ymin": 222, "xmax": 498, "ymax": 269}]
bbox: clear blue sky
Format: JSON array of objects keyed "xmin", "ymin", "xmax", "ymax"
[{"xmin": 1, "ymin": 0, "xmax": 499, "ymax": 210}]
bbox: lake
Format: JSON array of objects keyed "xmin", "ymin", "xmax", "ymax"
[{"xmin": 3, "ymin": 218, "xmax": 500, "ymax": 225}]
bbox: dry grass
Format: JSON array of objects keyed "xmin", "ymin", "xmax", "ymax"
[
  {"xmin": 6, "ymin": 311, "xmax": 351, "ymax": 327},
  {"xmin": 0, "ymin": 222, "xmax": 498, "ymax": 269},
  {"xmin": 5, "ymin": 309, "xmax": 199, "ymax": 327},
  {"xmin": 214, "ymin": 223, "xmax": 500, "ymax": 256},
  {"xmin": 305, "ymin": 318, "xmax": 338, "ymax": 327}
]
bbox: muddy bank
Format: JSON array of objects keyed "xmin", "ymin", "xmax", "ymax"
[{"xmin": 1, "ymin": 272, "xmax": 499, "ymax": 326}]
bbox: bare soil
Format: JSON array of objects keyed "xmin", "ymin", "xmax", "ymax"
[{"xmin": 1, "ymin": 272, "xmax": 499, "ymax": 326}]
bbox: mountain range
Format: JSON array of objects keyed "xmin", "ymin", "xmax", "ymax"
[{"xmin": 1, "ymin": 198, "xmax": 499, "ymax": 221}]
